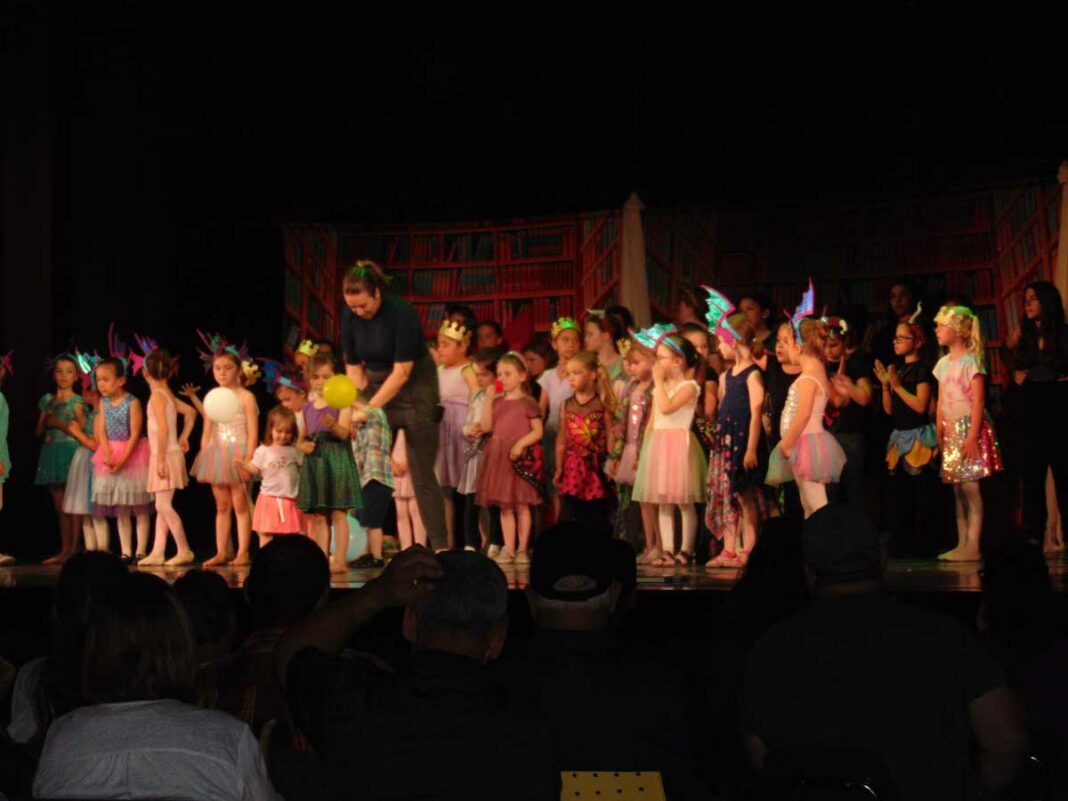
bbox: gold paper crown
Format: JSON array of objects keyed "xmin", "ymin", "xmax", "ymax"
[
  {"xmin": 438, "ymin": 320, "xmax": 472, "ymax": 346},
  {"xmin": 550, "ymin": 317, "xmax": 580, "ymax": 340},
  {"xmin": 242, "ymin": 360, "xmax": 262, "ymax": 386},
  {"xmin": 616, "ymin": 338, "xmax": 632, "ymax": 357},
  {"xmin": 297, "ymin": 340, "xmax": 319, "ymax": 358}
]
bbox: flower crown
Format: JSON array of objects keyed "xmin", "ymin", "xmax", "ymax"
[
  {"xmin": 702, "ymin": 286, "xmax": 740, "ymax": 348},
  {"xmin": 296, "ymin": 340, "xmax": 319, "ymax": 359},
  {"xmin": 196, "ymin": 330, "xmax": 249, "ymax": 373},
  {"xmin": 550, "ymin": 316, "xmax": 580, "ymax": 340},
  {"xmin": 438, "ymin": 320, "xmax": 472, "ymax": 346},
  {"xmin": 934, "ymin": 304, "xmax": 976, "ymax": 335},
  {"xmin": 630, "ymin": 323, "xmax": 683, "ymax": 355}
]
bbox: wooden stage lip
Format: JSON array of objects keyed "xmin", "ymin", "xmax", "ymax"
[{"xmin": 2, "ymin": 556, "xmax": 1064, "ymax": 594}]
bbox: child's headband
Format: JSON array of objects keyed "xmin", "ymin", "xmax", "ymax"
[
  {"xmin": 701, "ymin": 285, "xmax": 740, "ymax": 348},
  {"xmin": 908, "ymin": 301, "xmax": 924, "ymax": 326},
  {"xmin": 630, "ymin": 323, "xmax": 683, "ymax": 356},
  {"xmin": 786, "ymin": 279, "xmax": 816, "ymax": 341},
  {"xmin": 196, "ymin": 330, "xmax": 249, "ymax": 373}
]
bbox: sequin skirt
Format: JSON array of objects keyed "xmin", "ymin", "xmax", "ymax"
[
  {"xmin": 939, "ymin": 413, "xmax": 1002, "ymax": 484},
  {"xmin": 886, "ymin": 424, "xmax": 938, "ymax": 476}
]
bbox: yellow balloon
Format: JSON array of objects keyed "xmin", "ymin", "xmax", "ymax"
[{"xmin": 323, "ymin": 374, "xmax": 357, "ymax": 410}]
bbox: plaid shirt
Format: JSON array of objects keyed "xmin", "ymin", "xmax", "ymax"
[{"xmin": 353, "ymin": 407, "xmax": 394, "ymax": 489}]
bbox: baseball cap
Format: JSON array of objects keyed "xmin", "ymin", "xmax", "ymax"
[{"xmin": 530, "ymin": 523, "xmax": 617, "ymax": 601}]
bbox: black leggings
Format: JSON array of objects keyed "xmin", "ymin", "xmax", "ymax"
[
  {"xmin": 559, "ymin": 496, "xmax": 612, "ymax": 532},
  {"xmin": 1022, "ymin": 381, "xmax": 1068, "ymax": 541},
  {"xmin": 461, "ymin": 494, "xmax": 503, "ymax": 550}
]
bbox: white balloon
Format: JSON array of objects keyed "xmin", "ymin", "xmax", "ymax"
[{"xmin": 203, "ymin": 387, "xmax": 239, "ymax": 423}]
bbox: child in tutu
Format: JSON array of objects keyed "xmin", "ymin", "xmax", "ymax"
[
  {"xmin": 298, "ymin": 352, "xmax": 360, "ymax": 573},
  {"xmin": 631, "ymin": 326, "xmax": 707, "ymax": 565},
  {"xmin": 457, "ymin": 347, "xmax": 502, "ymax": 552},
  {"xmin": 140, "ymin": 348, "xmax": 196, "ymax": 566},
  {"xmin": 477, "ymin": 352, "xmax": 544, "ymax": 564},
  {"xmin": 91, "ymin": 358, "xmax": 153, "ymax": 562},
  {"xmin": 236, "ymin": 405, "xmax": 305, "ymax": 547},
  {"xmin": 436, "ymin": 320, "xmax": 478, "ymax": 547},
  {"xmin": 187, "ymin": 333, "xmax": 259, "ymax": 567},
  {"xmin": 766, "ymin": 313, "xmax": 846, "ymax": 519},
  {"xmin": 63, "ymin": 352, "xmax": 108, "ymax": 552},
  {"xmin": 36, "ymin": 354, "xmax": 85, "ymax": 564},
  {"xmin": 933, "ymin": 305, "xmax": 1003, "ymax": 561},
  {"xmin": 606, "ymin": 342, "xmax": 659, "ymax": 560}
]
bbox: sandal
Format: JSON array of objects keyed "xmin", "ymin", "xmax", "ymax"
[
  {"xmin": 674, "ymin": 551, "xmax": 694, "ymax": 566},
  {"xmin": 706, "ymin": 550, "xmax": 739, "ymax": 568},
  {"xmin": 653, "ymin": 551, "xmax": 677, "ymax": 567}
]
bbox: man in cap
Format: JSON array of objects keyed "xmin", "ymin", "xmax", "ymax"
[
  {"xmin": 740, "ymin": 503, "xmax": 1027, "ymax": 800},
  {"xmin": 518, "ymin": 522, "xmax": 708, "ymax": 799}
]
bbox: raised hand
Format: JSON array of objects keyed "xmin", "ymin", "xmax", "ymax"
[{"xmin": 179, "ymin": 383, "xmax": 201, "ymax": 400}]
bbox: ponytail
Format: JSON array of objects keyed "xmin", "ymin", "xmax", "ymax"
[{"xmin": 342, "ymin": 260, "xmax": 391, "ymax": 296}]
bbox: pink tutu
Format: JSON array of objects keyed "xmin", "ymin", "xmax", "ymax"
[
  {"xmin": 147, "ymin": 450, "xmax": 188, "ymax": 494},
  {"xmin": 252, "ymin": 494, "xmax": 303, "ymax": 534},
  {"xmin": 614, "ymin": 441, "xmax": 639, "ymax": 486},
  {"xmin": 191, "ymin": 441, "xmax": 246, "ymax": 486},
  {"xmin": 766, "ymin": 432, "xmax": 846, "ymax": 486},
  {"xmin": 632, "ymin": 429, "xmax": 707, "ymax": 505},
  {"xmin": 91, "ymin": 438, "xmax": 153, "ymax": 517}
]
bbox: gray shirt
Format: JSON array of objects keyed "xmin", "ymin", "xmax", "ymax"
[{"xmin": 33, "ymin": 699, "xmax": 280, "ymax": 801}]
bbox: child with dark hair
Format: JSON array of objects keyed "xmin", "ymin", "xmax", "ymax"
[
  {"xmin": 36, "ymin": 354, "xmax": 85, "ymax": 564},
  {"xmin": 458, "ymin": 348, "xmax": 504, "ymax": 552},
  {"xmin": 477, "ymin": 320, "xmax": 507, "ymax": 351}
]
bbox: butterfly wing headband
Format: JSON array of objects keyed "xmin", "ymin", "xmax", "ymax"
[
  {"xmin": 196, "ymin": 330, "xmax": 249, "ymax": 373},
  {"xmin": 701, "ymin": 285, "xmax": 739, "ymax": 348},
  {"xmin": 74, "ymin": 350, "xmax": 101, "ymax": 391},
  {"xmin": 788, "ymin": 279, "xmax": 817, "ymax": 341},
  {"xmin": 106, "ymin": 324, "xmax": 140, "ymax": 376},
  {"xmin": 630, "ymin": 323, "xmax": 683, "ymax": 355}
]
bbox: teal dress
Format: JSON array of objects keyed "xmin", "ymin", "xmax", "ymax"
[
  {"xmin": 35, "ymin": 393, "xmax": 84, "ymax": 485},
  {"xmin": 0, "ymin": 391, "xmax": 10, "ymax": 483}
]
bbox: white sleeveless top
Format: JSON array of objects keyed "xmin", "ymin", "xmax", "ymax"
[{"xmin": 651, "ymin": 380, "xmax": 700, "ymax": 432}]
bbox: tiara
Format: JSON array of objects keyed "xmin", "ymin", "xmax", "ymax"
[
  {"xmin": 242, "ymin": 360, "xmax": 262, "ymax": 386},
  {"xmin": 616, "ymin": 338, "xmax": 632, "ymax": 357},
  {"xmin": 296, "ymin": 340, "xmax": 319, "ymax": 358},
  {"xmin": 438, "ymin": 320, "xmax": 472, "ymax": 346},
  {"xmin": 550, "ymin": 316, "xmax": 580, "ymax": 339}
]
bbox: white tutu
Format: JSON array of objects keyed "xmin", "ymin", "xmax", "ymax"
[{"xmin": 61, "ymin": 447, "xmax": 95, "ymax": 515}]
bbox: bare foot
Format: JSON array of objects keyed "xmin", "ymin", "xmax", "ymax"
[
  {"xmin": 706, "ymin": 552, "xmax": 742, "ymax": 568},
  {"xmin": 653, "ymin": 553, "xmax": 677, "ymax": 567},
  {"xmin": 329, "ymin": 559, "xmax": 349, "ymax": 574},
  {"xmin": 42, "ymin": 553, "xmax": 66, "ymax": 566},
  {"xmin": 203, "ymin": 553, "xmax": 230, "ymax": 568},
  {"xmin": 229, "ymin": 553, "xmax": 251, "ymax": 567},
  {"xmin": 637, "ymin": 548, "xmax": 662, "ymax": 565},
  {"xmin": 138, "ymin": 554, "xmax": 166, "ymax": 567},
  {"xmin": 165, "ymin": 550, "xmax": 196, "ymax": 566},
  {"xmin": 938, "ymin": 548, "xmax": 981, "ymax": 562}
]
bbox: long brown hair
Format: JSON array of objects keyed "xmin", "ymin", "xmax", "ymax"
[
  {"xmin": 729, "ymin": 317, "xmax": 766, "ymax": 361},
  {"xmin": 568, "ymin": 351, "xmax": 617, "ymax": 416}
]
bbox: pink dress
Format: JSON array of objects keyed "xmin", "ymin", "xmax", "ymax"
[
  {"xmin": 437, "ymin": 363, "xmax": 471, "ymax": 488},
  {"xmin": 631, "ymin": 380, "xmax": 707, "ymax": 505},
  {"xmin": 146, "ymin": 395, "xmax": 188, "ymax": 493},
  {"xmin": 476, "ymin": 396, "xmax": 542, "ymax": 508},
  {"xmin": 614, "ymin": 384, "xmax": 650, "ymax": 486}
]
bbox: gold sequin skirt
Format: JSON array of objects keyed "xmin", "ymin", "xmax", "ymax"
[{"xmin": 939, "ymin": 413, "xmax": 1002, "ymax": 484}]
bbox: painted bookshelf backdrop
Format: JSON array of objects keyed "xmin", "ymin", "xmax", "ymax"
[
  {"xmin": 336, "ymin": 219, "xmax": 579, "ymax": 338},
  {"xmin": 282, "ymin": 224, "xmax": 340, "ymax": 356}
]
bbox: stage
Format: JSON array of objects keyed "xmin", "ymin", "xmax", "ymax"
[{"xmin": 2, "ymin": 553, "xmax": 1066, "ymax": 594}]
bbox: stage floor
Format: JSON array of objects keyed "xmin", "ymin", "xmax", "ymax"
[{"xmin": 2, "ymin": 553, "xmax": 1066, "ymax": 594}]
